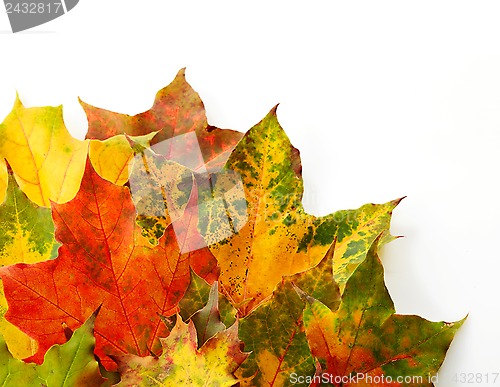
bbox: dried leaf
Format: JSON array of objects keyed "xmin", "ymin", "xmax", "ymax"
[
  {"xmin": 206, "ymin": 107, "xmax": 337, "ymax": 316},
  {"xmin": 205, "ymin": 107, "xmax": 400, "ymax": 316}
]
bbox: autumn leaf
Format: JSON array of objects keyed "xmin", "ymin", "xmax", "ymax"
[
  {"xmin": 89, "ymin": 135, "xmax": 134, "ymax": 186},
  {"xmin": 236, "ymin": 243, "xmax": 340, "ymax": 387},
  {"xmin": 128, "ymin": 149, "xmax": 194, "ymax": 245},
  {"xmin": 331, "ymin": 198, "xmax": 402, "ymax": 291},
  {"xmin": 114, "ymin": 314, "xmax": 248, "ymax": 386},
  {"xmin": 88, "ymin": 132, "xmax": 157, "ymax": 186},
  {"xmin": 0, "ymin": 310, "xmax": 106, "ymax": 387},
  {"xmin": 300, "ymin": 238, "xmax": 465, "ymax": 385},
  {"xmin": 190, "ymin": 282, "xmax": 226, "ymax": 347},
  {"xmin": 0, "ymin": 97, "xmax": 88, "ymax": 207},
  {"xmin": 203, "ymin": 107, "xmax": 332, "ymax": 316},
  {"xmin": 0, "ymin": 169, "xmax": 60, "ymax": 359},
  {"xmin": 82, "ymin": 68, "xmax": 243, "ymax": 173},
  {"xmin": 0, "ymin": 160, "xmax": 210, "ymax": 370},
  {"xmin": 0, "ymin": 158, "xmax": 7, "ymax": 204},
  {"xmin": 237, "ymin": 280, "xmax": 314, "ymax": 387},
  {"xmin": 179, "ymin": 270, "xmax": 212, "ymax": 321},
  {"xmin": 0, "ymin": 171, "xmax": 59, "ymax": 266},
  {"xmin": 204, "ymin": 107, "xmax": 401, "ymax": 316},
  {"xmin": 179, "ymin": 270, "xmax": 236, "ymax": 329},
  {"xmin": 292, "ymin": 240, "xmax": 341, "ymax": 311}
]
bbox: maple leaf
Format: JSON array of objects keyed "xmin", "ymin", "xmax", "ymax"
[
  {"xmin": 114, "ymin": 313, "xmax": 248, "ymax": 386},
  {"xmin": 82, "ymin": 68, "xmax": 243, "ymax": 174},
  {"xmin": 236, "ymin": 243, "xmax": 340, "ymax": 387},
  {"xmin": 179, "ymin": 270, "xmax": 236, "ymax": 329},
  {"xmin": 0, "ymin": 310, "xmax": 106, "ymax": 387},
  {"xmin": 204, "ymin": 107, "xmax": 401, "ymax": 316},
  {"xmin": 190, "ymin": 282, "xmax": 226, "ymax": 347},
  {"xmin": 0, "ymin": 160, "xmax": 217, "ymax": 370},
  {"xmin": 0, "ymin": 158, "xmax": 7, "ymax": 204},
  {"xmin": 330, "ymin": 199, "xmax": 402, "ymax": 292},
  {"xmin": 300, "ymin": 239, "xmax": 465, "ymax": 385},
  {"xmin": 0, "ymin": 71, "xmax": 464, "ymax": 387},
  {"xmin": 128, "ymin": 149, "xmax": 195, "ymax": 246},
  {"xmin": 0, "ymin": 169, "xmax": 60, "ymax": 359},
  {"xmin": 88, "ymin": 132, "xmax": 157, "ymax": 186},
  {"xmin": 0, "ymin": 97, "xmax": 88, "ymax": 207},
  {"xmin": 203, "ymin": 107, "xmax": 333, "ymax": 316},
  {"xmin": 0, "ymin": 171, "xmax": 59, "ymax": 266}
]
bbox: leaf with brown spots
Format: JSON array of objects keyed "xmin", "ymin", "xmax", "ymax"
[
  {"xmin": 204, "ymin": 107, "xmax": 401, "ymax": 317},
  {"xmin": 204, "ymin": 108, "xmax": 337, "ymax": 316}
]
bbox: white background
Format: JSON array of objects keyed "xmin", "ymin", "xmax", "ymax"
[{"xmin": 0, "ymin": 1, "xmax": 499, "ymax": 384}]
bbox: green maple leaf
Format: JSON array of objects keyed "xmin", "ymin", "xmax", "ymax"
[
  {"xmin": 300, "ymin": 238, "xmax": 465, "ymax": 385},
  {"xmin": 0, "ymin": 169, "xmax": 60, "ymax": 359},
  {"xmin": 0, "ymin": 311, "xmax": 108, "ymax": 387},
  {"xmin": 236, "ymin": 242, "xmax": 340, "ymax": 386},
  {"xmin": 179, "ymin": 271, "xmax": 237, "ymax": 333}
]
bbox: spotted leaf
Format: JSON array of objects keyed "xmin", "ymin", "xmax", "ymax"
[{"xmin": 114, "ymin": 314, "xmax": 248, "ymax": 386}]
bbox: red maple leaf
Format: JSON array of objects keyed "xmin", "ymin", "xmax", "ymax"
[{"xmin": 0, "ymin": 160, "xmax": 217, "ymax": 370}]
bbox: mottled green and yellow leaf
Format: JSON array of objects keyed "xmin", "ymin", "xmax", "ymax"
[
  {"xmin": 0, "ymin": 171, "xmax": 60, "ymax": 358},
  {"xmin": 115, "ymin": 314, "xmax": 248, "ymax": 386},
  {"xmin": 301, "ymin": 239, "xmax": 465, "ymax": 384},
  {"xmin": 0, "ymin": 311, "xmax": 106, "ymax": 387}
]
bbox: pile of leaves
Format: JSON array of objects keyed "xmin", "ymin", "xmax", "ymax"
[{"xmin": 0, "ymin": 69, "xmax": 463, "ymax": 386}]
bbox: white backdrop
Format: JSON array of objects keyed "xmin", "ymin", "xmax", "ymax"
[{"xmin": 1, "ymin": 1, "xmax": 499, "ymax": 385}]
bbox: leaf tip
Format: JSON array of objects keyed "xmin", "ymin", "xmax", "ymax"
[
  {"xmin": 392, "ymin": 196, "xmax": 406, "ymax": 207},
  {"xmin": 270, "ymin": 103, "xmax": 280, "ymax": 116},
  {"xmin": 14, "ymin": 92, "xmax": 24, "ymax": 108}
]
